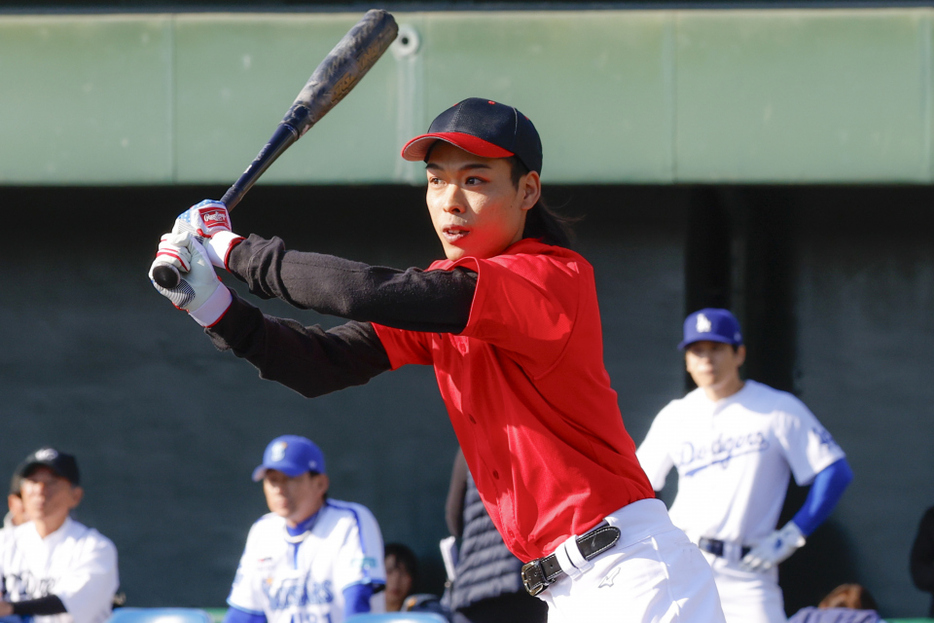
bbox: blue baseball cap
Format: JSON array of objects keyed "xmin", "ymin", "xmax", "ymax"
[
  {"xmin": 678, "ymin": 308, "xmax": 743, "ymax": 350},
  {"xmin": 252, "ymin": 435, "xmax": 326, "ymax": 482}
]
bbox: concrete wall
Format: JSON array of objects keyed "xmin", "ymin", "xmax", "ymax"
[{"xmin": 3, "ymin": 7, "xmax": 934, "ymax": 186}]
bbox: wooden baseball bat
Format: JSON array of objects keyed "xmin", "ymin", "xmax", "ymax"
[{"xmin": 153, "ymin": 9, "xmax": 398, "ymax": 289}]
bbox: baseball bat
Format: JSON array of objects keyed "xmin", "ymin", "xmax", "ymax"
[{"xmin": 153, "ymin": 9, "xmax": 398, "ymax": 289}]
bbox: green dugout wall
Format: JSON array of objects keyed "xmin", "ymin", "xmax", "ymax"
[{"xmin": 2, "ymin": 7, "xmax": 934, "ymax": 185}]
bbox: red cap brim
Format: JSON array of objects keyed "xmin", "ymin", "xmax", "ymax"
[{"xmin": 401, "ymin": 132, "xmax": 514, "ymax": 162}]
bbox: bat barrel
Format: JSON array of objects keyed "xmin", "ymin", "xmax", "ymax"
[{"xmin": 284, "ymin": 9, "xmax": 398, "ymax": 138}]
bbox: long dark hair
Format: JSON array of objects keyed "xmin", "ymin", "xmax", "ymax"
[{"xmin": 509, "ymin": 157, "xmax": 576, "ymax": 248}]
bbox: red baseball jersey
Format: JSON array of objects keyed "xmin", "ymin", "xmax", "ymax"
[{"xmin": 372, "ymin": 238, "xmax": 654, "ymax": 562}]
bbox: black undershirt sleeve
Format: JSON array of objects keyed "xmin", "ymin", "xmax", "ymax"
[
  {"xmin": 12, "ymin": 595, "xmax": 67, "ymax": 616},
  {"xmin": 226, "ymin": 235, "xmax": 477, "ymax": 334},
  {"xmin": 205, "ymin": 235, "xmax": 478, "ymax": 398},
  {"xmin": 207, "ymin": 294, "xmax": 394, "ymax": 398}
]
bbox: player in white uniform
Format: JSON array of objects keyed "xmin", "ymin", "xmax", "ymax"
[
  {"xmin": 222, "ymin": 435, "xmax": 386, "ymax": 623},
  {"xmin": 0, "ymin": 448, "xmax": 119, "ymax": 623},
  {"xmin": 637, "ymin": 308, "xmax": 854, "ymax": 623}
]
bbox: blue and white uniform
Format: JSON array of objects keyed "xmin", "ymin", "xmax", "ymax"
[
  {"xmin": 638, "ymin": 379, "xmax": 847, "ymax": 623},
  {"xmin": 227, "ymin": 501, "xmax": 386, "ymax": 623}
]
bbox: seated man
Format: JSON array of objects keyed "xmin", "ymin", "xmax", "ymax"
[
  {"xmin": 787, "ymin": 583, "xmax": 884, "ymax": 623},
  {"xmin": 0, "ymin": 447, "xmax": 119, "ymax": 623},
  {"xmin": 384, "ymin": 543, "xmax": 416, "ymax": 612},
  {"xmin": 222, "ymin": 435, "xmax": 386, "ymax": 623}
]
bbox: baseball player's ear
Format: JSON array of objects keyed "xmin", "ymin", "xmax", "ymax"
[
  {"xmin": 735, "ymin": 345, "xmax": 747, "ymax": 366},
  {"xmin": 68, "ymin": 486, "xmax": 84, "ymax": 509},
  {"xmin": 520, "ymin": 171, "xmax": 541, "ymax": 210}
]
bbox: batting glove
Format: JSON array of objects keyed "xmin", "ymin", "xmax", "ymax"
[
  {"xmin": 740, "ymin": 521, "xmax": 806, "ymax": 572},
  {"xmin": 149, "ymin": 231, "xmax": 232, "ymax": 327},
  {"xmin": 172, "ymin": 200, "xmax": 244, "ymax": 270}
]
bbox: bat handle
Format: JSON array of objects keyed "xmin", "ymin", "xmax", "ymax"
[
  {"xmin": 152, "ymin": 264, "xmax": 181, "ymax": 289},
  {"xmin": 153, "ymin": 110, "xmax": 299, "ymax": 292},
  {"xmin": 221, "ymin": 123, "xmax": 299, "ymax": 211}
]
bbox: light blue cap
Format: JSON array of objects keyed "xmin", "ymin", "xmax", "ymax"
[
  {"xmin": 678, "ymin": 308, "xmax": 743, "ymax": 350},
  {"xmin": 252, "ymin": 435, "xmax": 326, "ymax": 482}
]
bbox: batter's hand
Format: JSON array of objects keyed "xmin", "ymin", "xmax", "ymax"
[
  {"xmin": 173, "ymin": 199, "xmax": 232, "ymax": 239},
  {"xmin": 149, "ymin": 232, "xmax": 231, "ymax": 326},
  {"xmin": 741, "ymin": 521, "xmax": 806, "ymax": 572},
  {"xmin": 172, "ymin": 200, "xmax": 244, "ymax": 269}
]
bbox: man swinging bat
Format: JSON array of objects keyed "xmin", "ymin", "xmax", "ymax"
[{"xmin": 148, "ymin": 93, "xmax": 727, "ymax": 622}]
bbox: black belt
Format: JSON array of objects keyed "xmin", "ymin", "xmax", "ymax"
[
  {"xmin": 521, "ymin": 524, "xmax": 621, "ymax": 596},
  {"xmin": 698, "ymin": 537, "xmax": 751, "ymax": 560}
]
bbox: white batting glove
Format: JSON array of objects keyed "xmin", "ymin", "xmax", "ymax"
[
  {"xmin": 741, "ymin": 521, "xmax": 806, "ymax": 572},
  {"xmin": 172, "ymin": 200, "xmax": 244, "ymax": 269},
  {"xmin": 149, "ymin": 232, "xmax": 231, "ymax": 326}
]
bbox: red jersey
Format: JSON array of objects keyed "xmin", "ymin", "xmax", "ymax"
[{"xmin": 372, "ymin": 239, "xmax": 654, "ymax": 561}]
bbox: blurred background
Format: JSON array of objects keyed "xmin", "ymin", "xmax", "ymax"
[{"xmin": 1, "ymin": 0, "xmax": 933, "ymax": 619}]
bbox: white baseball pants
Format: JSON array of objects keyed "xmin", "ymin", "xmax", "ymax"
[
  {"xmin": 538, "ymin": 498, "xmax": 726, "ymax": 623},
  {"xmin": 701, "ymin": 551, "xmax": 786, "ymax": 623}
]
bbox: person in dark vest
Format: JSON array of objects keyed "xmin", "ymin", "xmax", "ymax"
[{"xmin": 442, "ymin": 447, "xmax": 547, "ymax": 623}]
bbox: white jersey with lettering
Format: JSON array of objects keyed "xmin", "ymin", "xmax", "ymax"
[
  {"xmin": 636, "ymin": 379, "xmax": 845, "ymax": 545},
  {"xmin": 0, "ymin": 517, "xmax": 119, "ymax": 623},
  {"xmin": 227, "ymin": 500, "xmax": 386, "ymax": 623}
]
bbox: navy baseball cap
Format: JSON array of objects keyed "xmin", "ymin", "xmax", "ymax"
[
  {"xmin": 252, "ymin": 435, "xmax": 326, "ymax": 482},
  {"xmin": 401, "ymin": 97, "xmax": 543, "ymax": 174},
  {"xmin": 678, "ymin": 308, "xmax": 743, "ymax": 350},
  {"xmin": 18, "ymin": 447, "xmax": 80, "ymax": 486}
]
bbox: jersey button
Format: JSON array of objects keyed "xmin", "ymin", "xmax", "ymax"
[
  {"xmin": 468, "ymin": 414, "xmax": 476, "ymax": 424},
  {"xmin": 492, "ymin": 470, "xmax": 499, "ymax": 479}
]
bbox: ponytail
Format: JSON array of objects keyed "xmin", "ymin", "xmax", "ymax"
[
  {"xmin": 509, "ymin": 157, "xmax": 577, "ymax": 248},
  {"xmin": 523, "ymin": 199, "xmax": 576, "ymax": 248}
]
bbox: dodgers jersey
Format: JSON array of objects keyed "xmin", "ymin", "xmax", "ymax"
[
  {"xmin": 227, "ymin": 500, "xmax": 386, "ymax": 623},
  {"xmin": 0, "ymin": 517, "xmax": 119, "ymax": 623},
  {"xmin": 637, "ymin": 380, "xmax": 845, "ymax": 545}
]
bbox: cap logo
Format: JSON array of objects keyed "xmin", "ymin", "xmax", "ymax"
[
  {"xmin": 35, "ymin": 448, "xmax": 58, "ymax": 461},
  {"xmin": 696, "ymin": 313, "xmax": 713, "ymax": 334},
  {"xmin": 270, "ymin": 441, "xmax": 287, "ymax": 462}
]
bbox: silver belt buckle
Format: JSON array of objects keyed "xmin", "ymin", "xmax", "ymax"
[{"xmin": 521, "ymin": 560, "xmax": 548, "ymax": 597}]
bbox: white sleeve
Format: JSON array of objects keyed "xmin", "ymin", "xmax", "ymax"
[
  {"xmin": 55, "ymin": 532, "xmax": 119, "ymax": 623},
  {"xmin": 775, "ymin": 396, "xmax": 846, "ymax": 486},
  {"xmin": 226, "ymin": 524, "xmax": 266, "ymax": 615},
  {"xmin": 636, "ymin": 406, "xmax": 676, "ymax": 491},
  {"xmin": 334, "ymin": 504, "xmax": 386, "ymax": 595}
]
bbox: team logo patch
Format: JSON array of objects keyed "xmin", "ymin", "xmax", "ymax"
[
  {"xmin": 270, "ymin": 442, "xmax": 288, "ymax": 462},
  {"xmin": 696, "ymin": 313, "xmax": 712, "ymax": 333}
]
